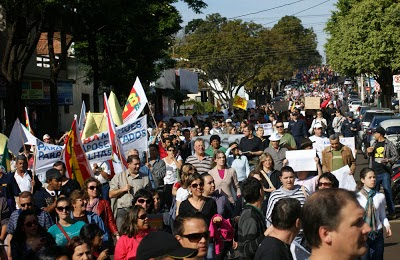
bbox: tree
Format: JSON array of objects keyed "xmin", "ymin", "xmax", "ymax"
[
  {"xmin": 325, "ymin": 0, "xmax": 400, "ymax": 107},
  {"xmin": 73, "ymin": 0, "xmax": 207, "ymax": 112},
  {"xmin": 177, "ymin": 14, "xmax": 321, "ymax": 105},
  {"xmin": 176, "ymin": 13, "xmax": 268, "ymax": 106},
  {"xmin": 0, "ymin": 0, "xmax": 45, "ymax": 130}
]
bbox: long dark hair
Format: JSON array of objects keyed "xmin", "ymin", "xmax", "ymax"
[
  {"xmin": 120, "ymin": 205, "xmax": 146, "ymax": 238},
  {"xmin": 12, "ymin": 210, "xmax": 47, "ymax": 243}
]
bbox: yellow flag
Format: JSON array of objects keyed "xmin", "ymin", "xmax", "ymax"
[
  {"xmin": 233, "ymin": 95, "xmax": 248, "ymax": 110},
  {"xmin": 108, "ymin": 91, "xmax": 123, "ymax": 126}
]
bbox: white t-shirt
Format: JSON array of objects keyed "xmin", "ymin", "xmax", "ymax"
[
  {"xmin": 176, "ymin": 187, "xmax": 189, "ymax": 202},
  {"xmin": 163, "ymin": 155, "xmax": 182, "ymax": 185}
]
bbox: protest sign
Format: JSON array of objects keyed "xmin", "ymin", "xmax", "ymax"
[
  {"xmin": 35, "ymin": 140, "xmax": 64, "ymax": 184},
  {"xmin": 305, "ymin": 97, "xmax": 321, "ymax": 110},
  {"xmin": 286, "ymin": 149, "xmax": 317, "ymax": 172},
  {"xmin": 81, "ymin": 116, "xmax": 148, "ymax": 164},
  {"xmin": 273, "ymin": 101, "xmax": 289, "ymax": 112},
  {"xmin": 233, "ymin": 95, "xmax": 247, "ymax": 110},
  {"xmin": 331, "ymin": 165, "xmax": 357, "ymax": 191},
  {"xmin": 255, "ymin": 123, "xmax": 274, "ymax": 136},
  {"xmin": 318, "ymin": 137, "xmax": 356, "ymax": 158},
  {"xmin": 246, "ymin": 100, "xmax": 256, "ymax": 109}
]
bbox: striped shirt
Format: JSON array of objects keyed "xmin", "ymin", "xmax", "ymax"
[
  {"xmin": 265, "ymin": 185, "xmax": 309, "ymax": 226},
  {"xmin": 185, "ymin": 154, "xmax": 213, "ymax": 175}
]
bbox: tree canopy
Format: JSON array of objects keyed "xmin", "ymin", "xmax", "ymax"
[
  {"xmin": 325, "ymin": 0, "xmax": 400, "ymax": 107},
  {"xmin": 176, "ymin": 14, "xmax": 321, "ymax": 105}
]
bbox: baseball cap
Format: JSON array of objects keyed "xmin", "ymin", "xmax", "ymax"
[
  {"xmin": 346, "ymin": 112, "xmax": 354, "ymax": 118},
  {"xmin": 375, "ymin": 126, "xmax": 386, "ymax": 136},
  {"xmin": 43, "ymin": 134, "xmax": 51, "ymax": 140},
  {"xmin": 313, "ymin": 122, "xmax": 323, "ymax": 129},
  {"xmin": 226, "ymin": 118, "xmax": 232, "ymax": 123},
  {"xmin": 137, "ymin": 231, "xmax": 198, "ymax": 260}
]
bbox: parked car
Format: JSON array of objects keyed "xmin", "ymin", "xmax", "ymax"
[
  {"xmin": 358, "ymin": 109, "xmax": 395, "ymax": 150},
  {"xmin": 361, "ymin": 115, "xmax": 400, "ymax": 158},
  {"xmin": 380, "ymin": 119, "xmax": 400, "ymax": 145},
  {"xmin": 348, "ymin": 100, "xmax": 362, "ymax": 115}
]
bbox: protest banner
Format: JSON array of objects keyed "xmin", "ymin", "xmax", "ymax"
[
  {"xmin": 305, "ymin": 97, "xmax": 321, "ymax": 110},
  {"xmin": 35, "ymin": 139, "xmax": 63, "ymax": 184},
  {"xmin": 255, "ymin": 123, "xmax": 274, "ymax": 136},
  {"xmin": 82, "ymin": 116, "xmax": 148, "ymax": 164},
  {"xmin": 273, "ymin": 101, "xmax": 289, "ymax": 112},
  {"xmin": 286, "ymin": 149, "xmax": 317, "ymax": 172},
  {"xmin": 246, "ymin": 100, "xmax": 256, "ymax": 109}
]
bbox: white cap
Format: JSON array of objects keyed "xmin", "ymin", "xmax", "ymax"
[
  {"xmin": 43, "ymin": 134, "xmax": 51, "ymax": 140},
  {"xmin": 269, "ymin": 133, "xmax": 281, "ymax": 141},
  {"xmin": 314, "ymin": 122, "xmax": 323, "ymax": 129},
  {"xmin": 226, "ymin": 118, "xmax": 232, "ymax": 123}
]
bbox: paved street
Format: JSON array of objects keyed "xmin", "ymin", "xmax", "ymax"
[{"xmin": 354, "ymin": 150, "xmax": 400, "ymax": 259}]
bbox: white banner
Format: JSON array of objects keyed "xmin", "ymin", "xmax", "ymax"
[
  {"xmin": 286, "ymin": 149, "xmax": 317, "ymax": 172},
  {"xmin": 82, "ymin": 116, "xmax": 148, "ymax": 164},
  {"xmin": 255, "ymin": 123, "xmax": 274, "ymax": 136},
  {"xmin": 35, "ymin": 140, "xmax": 64, "ymax": 184}
]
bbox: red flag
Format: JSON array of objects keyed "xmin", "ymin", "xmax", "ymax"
[
  {"xmin": 104, "ymin": 93, "xmax": 127, "ymax": 172},
  {"xmin": 64, "ymin": 119, "xmax": 92, "ymax": 186}
]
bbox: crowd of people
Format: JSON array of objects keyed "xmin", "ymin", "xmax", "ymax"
[{"xmin": 0, "ymin": 83, "xmax": 397, "ymax": 260}]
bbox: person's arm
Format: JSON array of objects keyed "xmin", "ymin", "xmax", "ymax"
[
  {"xmin": 244, "ymin": 157, "xmax": 251, "ymax": 177},
  {"xmin": 109, "ymin": 176, "xmax": 131, "ymax": 198},
  {"xmin": 42, "ymin": 198, "xmax": 57, "ymax": 213},
  {"xmin": 232, "ymin": 169, "xmax": 241, "ymax": 197},
  {"xmin": 0, "ymin": 224, "xmax": 6, "ymax": 242},
  {"xmin": 348, "ymin": 149, "xmax": 356, "ymax": 175},
  {"xmin": 315, "ymin": 157, "xmax": 323, "ymax": 176},
  {"xmin": 377, "ymin": 195, "xmax": 392, "ymax": 237},
  {"xmin": 386, "ymin": 141, "xmax": 399, "ymax": 164}
]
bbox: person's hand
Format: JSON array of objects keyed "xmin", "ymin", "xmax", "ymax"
[
  {"xmin": 98, "ymin": 249, "xmax": 109, "ymax": 260},
  {"xmin": 314, "ymin": 157, "xmax": 319, "ymax": 163},
  {"xmin": 123, "ymin": 184, "xmax": 132, "ymax": 192},
  {"xmin": 31, "ymin": 179, "xmax": 35, "ymax": 187},
  {"xmin": 381, "ymin": 158, "xmax": 388, "ymax": 164},
  {"xmin": 232, "ymin": 239, "xmax": 238, "ymax": 250},
  {"xmin": 283, "ymin": 159, "xmax": 288, "ymax": 166},
  {"xmin": 386, "ymin": 226, "xmax": 392, "ymax": 238},
  {"xmin": 367, "ymin": 147, "xmax": 374, "ymax": 154},
  {"xmin": 213, "ymin": 216, "xmax": 222, "ymax": 224}
]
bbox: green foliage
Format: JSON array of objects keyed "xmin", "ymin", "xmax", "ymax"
[
  {"xmin": 325, "ymin": 0, "xmax": 400, "ymax": 107},
  {"xmin": 176, "ymin": 14, "xmax": 321, "ymax": 105},
  {"xmin": 184, "ymin": 100, "xmax": 216, "ymax": 114}
]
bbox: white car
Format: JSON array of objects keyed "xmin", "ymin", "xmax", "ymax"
[
  {"xmin": 379, "ymin": 119, "xmax": 400, "ymax": 145},
  {"xmin": 348, "ymin": 100, "xmax": 362, "ymax": 115}
]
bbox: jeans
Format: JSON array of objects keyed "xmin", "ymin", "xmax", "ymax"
[
  {"xmin": 374, "ymin": 172, "xmax": 395, "ymax": 215},
  {"xmin": 362, "ymin": 229, "xmax": 384, "ymax": 260}
]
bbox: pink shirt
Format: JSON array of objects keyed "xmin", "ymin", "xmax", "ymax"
[{"xmin": 114, "ymin": 229, "xmax": 153, "ymax": 260}]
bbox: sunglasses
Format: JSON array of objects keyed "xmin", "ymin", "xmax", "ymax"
[
  {"xmin": 88, "ymin": 186, "xmax": 98, "ymax": 190},
  {"xmin": 138, "ymin": 214, "xmax": 148, "ymax": 220},
  {"xmin": 181, "ymin": 231, "xmax": 210, "ymax": 242},
  {"xmin": 25, "ymin": 220, "xmax": 38, "ymax": 228},
  {"xmin": 56, "ymin": 206, "xmax": 71, "ymax": 212},
  {"xmin": 191, "ymin": 182, "xmax": 204, "ymax": 189},
  {"xmin": 137, "ymin": 198, "xmax": 151, "ymax": 204},
  {"xmin": 276, "ymin": 125, "xmax": 284, "ymax": 128},
  {"xmin": 21, "ymin": 202, "xmax": 33, "ymax": 207},
  {"xmin": 318, "ymin": 182, "xmax": 332, "ymax": 187}
]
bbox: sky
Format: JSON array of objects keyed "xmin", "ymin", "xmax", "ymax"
[{"xmin": 174, "ymin": 0, "xmax": 338, "ymax": 62}]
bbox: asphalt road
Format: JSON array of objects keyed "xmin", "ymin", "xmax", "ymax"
[{"xmin": 354, "ymin": 150, "xmax": 400, "ymax": 259}]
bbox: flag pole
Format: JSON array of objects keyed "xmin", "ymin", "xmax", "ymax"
[
  {"xmin": 147, "ymin": 103, "xmax": 157, "ymax": 128},
  {"xmin": 114, "ymin": 135, "xmax": 129, "ymax": 194},
  {"xmin": 31, "ymin": 146, "xmax": 37, "ymax": 193}
]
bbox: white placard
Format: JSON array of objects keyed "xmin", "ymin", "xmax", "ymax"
[
  {"xmin": 321, "ymin": 137, "xmax": 356, "ymax": 158},
  {"xmin": 255, "ymin": 123, "xmax": 273, "ymax": 136},
  {"xmin": 286, "ymin": 149, "xmax": 317, "ymax": 172},
  {"xmin": 331, "ymin": 165, "xmax": 357, "ymax": 191}
]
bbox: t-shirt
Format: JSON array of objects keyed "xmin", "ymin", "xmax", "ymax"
[
  {"xmin": 179, "ymin": 197, "xmax": 217, "ymax": 225},
  {"xmin": 373, "ymin": 141, "xmax": 387, "ymax": 173},
  {"xmin": 48, "ymin": 221, "xmax": 86, "ymax": 246},
  {"xmin": 239, "ymin": 136, "xmax": 263, "ymax": 161},
  {"xmin": 331, "ymin": 150, "xmax": 344, "ymax": 171},
  {"xmin": 254, "ymin": 236, "xmax": 293, "ymax": 260},
  {"xmin": 61, "ymin": 179, "xmax": 81, "ymax": 197}
]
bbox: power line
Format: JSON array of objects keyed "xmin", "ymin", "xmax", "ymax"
[
  {"xmin": 263, "ymin": 0, "xmax": 332, "ymax": 25},
  {"xmin": 229, "ymin": 0, "xmax": 307, "ymax": 19}
]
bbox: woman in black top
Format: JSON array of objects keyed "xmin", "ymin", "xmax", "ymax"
[{"xmin": 177, "ymin": 173, "xmax": 217, "ymax": 225}]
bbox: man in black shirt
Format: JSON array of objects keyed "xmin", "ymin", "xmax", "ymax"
[
  {"xmin": 239, "ymin": 125, "xmax": 263, "ymax": 169},
  {"xmin": 53, "ymin": 161, "xmax": 81, "ymax": 197},
  {"xmin": 33, "ymin": 168, "xmax": 62, "ymax": 221},
  {"xmin": 255, "ymin": 198, "xmax": 302, "ymax": 260}
]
